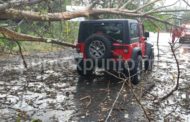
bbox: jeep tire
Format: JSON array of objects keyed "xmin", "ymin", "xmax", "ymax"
[
  {"xmin": 131, "ymin": 55, "xmax": 143, "ymax": 85},
  {"xmin": 85, "ymin": 34, "xmax": 112, "ymax": 60}
]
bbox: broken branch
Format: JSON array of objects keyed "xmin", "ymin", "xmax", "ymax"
[
  {"xmin": 159, "ymin": 43, "xmax": 180, "ymax": 101},
  {"xmin": 0, "ymin": 27, "xmax": 76, "ymax": 48},
  {"xmin": 119, "ymin": 0, "xmax": 132, "ymax": 9},
  {"xmin": 134, "ymin": 0, "xmax": 162, "ymax": 12}
]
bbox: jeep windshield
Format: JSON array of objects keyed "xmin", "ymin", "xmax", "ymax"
[{"xmin": 78, "ymin": 22, "xmax": 124, "ymax": 43}]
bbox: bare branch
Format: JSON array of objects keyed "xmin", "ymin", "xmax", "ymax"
[
  {"xmin": 146, "ymin": 15, "xmax": 179, "ymax": 27},
  {"xmin": 159, "ymin": 13, "xmax": 178, "ymax": 16},
  {"xmin": 145, "ymin": 0, "xmax": 179, "ymax": 15},
  {"xmin": 158, "ymin": 43, "xmax": 180, "ymax": 101},
  {"xmin": 0, "ymin": 27, "xmax": 76, "ymax": 48},
  {"xmin": 145, "ymin": 9, "xmax": 190, "ymax": 15},
  {"xmin": 15, "ymin": 41, "xmax": 28, "ymax": 69},
  {"xmin": 119, "ymin": 0, "xmax": 132, "ymax": 9},
  {"xmin": 134, "ymin": 0, "xmax": 162, "ymax": 12},
  {"xmin": 182, "ymin": 0, "xmax": 190, "ymax": 7},
  {"xmin": 105, "ymin": 80, "xmax": 126, "ymax": 122},
  {"xmin": 126, "ymin": 83, "xmax": 151, "ymax": 122},
  {"xmin": 105, "ymin": 70, "xmax": 151, "ymax": 122}
]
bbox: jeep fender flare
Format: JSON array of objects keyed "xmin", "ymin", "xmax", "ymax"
[
  {"xmin": 131, "ymin": 47, "xmax": 142, "ymax": 60},
  {"xmin": 145, "ymin": 42, "xmax": 153, "ymax": 56},
  {"xmin": 127, "ymin": 47, "xmax": 142, "ymax": 70}
]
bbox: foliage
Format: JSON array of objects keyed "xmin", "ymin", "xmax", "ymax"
[
  {"xmin": 0, "ymin": 38, "xmax": 17, "ymax": 52},
  {"xmin": 143, "ymin": 14, "xmax": 173, "ymax": 32},
  {"xmin": 19, "ymin": 21, "xmax": 79, "ymax": 44},
  {"xmin": 31, "ymin": 0, "xmax": 71, "ymax": 12}
]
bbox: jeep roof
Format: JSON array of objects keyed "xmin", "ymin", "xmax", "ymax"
[{"xmin": 79, "ymin": 19, "xmax": 138, "ymax": 23}]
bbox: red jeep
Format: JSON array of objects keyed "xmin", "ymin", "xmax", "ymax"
[{"xmin": 75, "ymin": 19, "xmax": 154, "ymax": 85}]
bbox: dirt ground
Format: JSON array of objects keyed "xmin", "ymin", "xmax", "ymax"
[{"xmin": 0, "ymin": 33, "xmax": 190, "ymax": 122}]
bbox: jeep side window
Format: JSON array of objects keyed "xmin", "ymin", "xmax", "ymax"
[
  {"xmin": 129, "ymin": 23, "xmax": 139, "ymax": 43},
  {"xmin": 139, "ymin": 24, "xmax": 144, "ymax": 36},
  {"xmin": 130, "ymin": 23, "xmax": 138, "ymax": 37}
]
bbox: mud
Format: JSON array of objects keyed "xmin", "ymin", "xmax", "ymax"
[{"xmin": 0, "ymin": 33, "xmax": 190, "ymax": 122}]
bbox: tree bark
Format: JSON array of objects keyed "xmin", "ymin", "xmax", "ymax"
[{"xmin": 0, "ymin": 8, "xmax": 185, "ymax": 27}]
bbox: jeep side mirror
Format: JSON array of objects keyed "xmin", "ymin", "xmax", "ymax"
[{"xmin": 144, "ymin": 32, "xmax": 149, "ymax": 38}]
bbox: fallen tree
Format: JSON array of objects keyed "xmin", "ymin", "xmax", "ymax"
[
  {"xmin": 0, "ymin": 0, "xmax": 188, "ymax": 121},
  {"xmin": 0, "ymin": 0, "xmax": 189, "ymax": 44},
  {"xmin": 0, "ymin": 27, "xmax": 76, "ymax": 48}
]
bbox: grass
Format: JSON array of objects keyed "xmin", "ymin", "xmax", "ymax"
[{"xmin": 13, "ymin": 41, "xmax": 65, "ymax": 55}]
